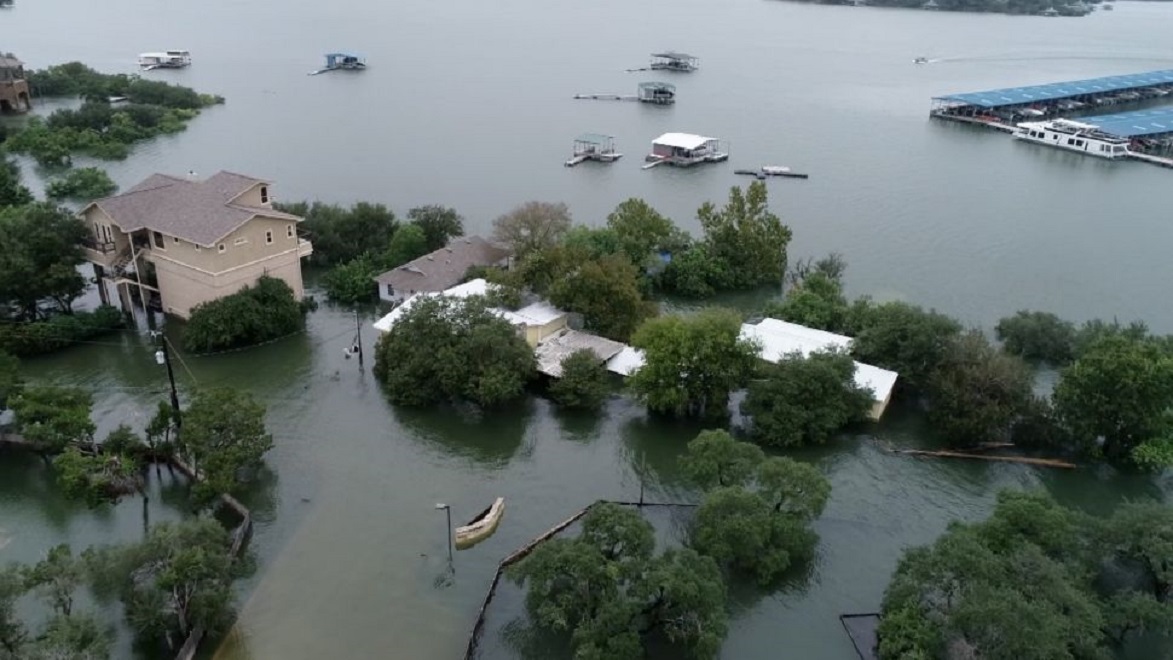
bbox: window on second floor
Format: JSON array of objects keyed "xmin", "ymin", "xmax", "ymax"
[
  {"xmin": 287, "ymin": 224, "xmax": 294, "ymax": 238},
  {"xmin": 153, "ymin": 231, "xmax": 165, "ymax": 249},
  {"xmin": 260, "ymin": 186, "xmax": 269, "ymax": 204},
  {"xmin": 265, "ymin": 230, "xmax": 273, "ymax": 245},
  {"xmin": 218, "ymin": 243, "xmax": 226, "ymax": 253}
]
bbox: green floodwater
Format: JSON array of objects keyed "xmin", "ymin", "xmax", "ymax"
[{"xmin": 3, "ymin": 0, "xmax": 1173, "ymax": 657}]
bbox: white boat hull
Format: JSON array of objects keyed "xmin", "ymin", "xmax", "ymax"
[{"xmin": 1014, "ymin": 121, "xmax": 1130, "ymax": 159}]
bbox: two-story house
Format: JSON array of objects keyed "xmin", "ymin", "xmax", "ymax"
[
  {"xmin": 0, "ymin": 53, "xmax": 31, "ymax": 114},
  {"xmin": 79, "ymin": 171, "xmax": 313, "ymax": 319}
]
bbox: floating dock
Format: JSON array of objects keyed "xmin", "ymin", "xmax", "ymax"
[
  {"xmin": 565, "ymin": 133, "xmax": 622, "ymax": 167},
  {"xmin": 735, "ymin": 166, "xmax": 809, "ymax": 179}
]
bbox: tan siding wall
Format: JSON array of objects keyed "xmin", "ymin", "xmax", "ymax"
[
  {"xmin": 154, "ymin": 249, "xmax": 305, "ymax": 319},
  {"xmin": 229, "ymin": 183, "xmax": 273, "ymax": 208},
  {"xmin": 146, "ymin": 216, "xmax": 298, "ymax": 273},
  {"xmin": 523, "ymin": 317, "xmax": 568, "ymax": 347}
]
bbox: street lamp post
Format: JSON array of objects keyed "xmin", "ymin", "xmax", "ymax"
[
  {"xmin": 152, "ymin": 332, "xmax": 182, "ymax": 429},
  {"xmin": 435, "ymin": 503, "xmax": 453, "ymax": 563}
]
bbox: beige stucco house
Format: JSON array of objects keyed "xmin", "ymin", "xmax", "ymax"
[{"xmin": 79, "ymin": 171, "xmax": 312, "ymax": 319}]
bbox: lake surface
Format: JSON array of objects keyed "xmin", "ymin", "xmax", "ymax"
[{"xmin": 3, "ymin": 0, "xmax": 1173, "ymax": 658}]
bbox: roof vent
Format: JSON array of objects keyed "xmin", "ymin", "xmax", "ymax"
[{"xmin": 426, "ymin": 256, "xmax": 434, "ymax": 261}]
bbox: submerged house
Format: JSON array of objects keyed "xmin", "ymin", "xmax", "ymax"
[
  {"xmin": 374, "ymin": 236, "xmax": 511, "ymax": 305},
  {"xmin": 606, "ymin": 318, "xmax": 899, "ymax": 421},
  {"xmin": 79, "ymin": 171, "xmax": 312, "ymax": 319},
  {"xmin": 0, "ymin": 53, "xmax": 31, "ymax": 113}
]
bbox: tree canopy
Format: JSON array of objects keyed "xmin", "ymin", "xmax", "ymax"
[
  {"xmin": 182, "ymin": 276, "xmax": 307, "ymax": 353},
  {"xmin": 548, "ymin": 349, "xmax": 610, "ymax": 411},
  {"xmin": 849, "ymin": 300, "xmax": 962, "ymax": 392},
  {"xmin": 275, "ymin": 201, "xmax": 399, "ymax": 267},
  {"xmin": 510, "ymin": 502, "xmax": 728, "ymax": 660},
  {"xmin": 628, "ymin": 309, "xmax": 760, "ymax": 419},
  {"xmin": 408, "ymin": 204, "xmax": 464, "ymax": 252},
  {"xmin": 681, "ymin": 430, "xmax": 830, "ymax": 584},
  {"xmin": 741, "ymin": 349, "xmax": 874, "ymax": 447},
  {"xmin": 0, "ymin": 202, "xmax": 89, "ymax": 320},
  {"xmin": 606, "ymin": 198, "xmax": 678, "ymax": 268},
  {"xmin": 492, "ymin": 201, "xmax": 572, "ymax": 259},
  {"xmin": 1053, "ymin": 333, "xmax": 1173, "ymax": 470},
  {"xmin": 180, "ymin": 387, "xmax": 274, "ymax": 503},
  {"xmin": 0, "ymin": 156, "xmax": 32, "ymax": 209},
  {"xmin": 878, "ymin": 490, "xmax": 1173, "ymax": 659},
  {"xmin": 925, "ymin": 331, "xmax": 1033, "ymax": 448},
  {"xmin": 373, "ymin": 295, "xmax": 535, "ymax": 408},
  {"xmin": 9, "ymin": 386, "xmax": 95, "ymax": 455},
  {"xmin": 762, "ymin": 271, "xmax": 851, "ymax": 334},
  {"xmin": 548, "ymin": 252, "xmax": 657, "ymax": 342},
  {"xmin": 995, "ymin": 310, "xmax": 1077, "ymax": 364},
  {"xmin": 45, "ymin": 167, "xmax": 118, "ymax": 201},
  {"xmin": 0, "ymin": 350, "xmax": 20, "ymax": 411}
]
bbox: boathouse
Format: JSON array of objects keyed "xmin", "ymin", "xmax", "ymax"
[
  {"xmin": 0, "ymin": 53, "xmax": 31, "ymax": 113},
  {"xmin": 637, "ymin": 82, "xmax": 675, "ymax": 105},
  {"xmin": 1077, "ymin": 106, "xmax": 1173, "ymax": 148},
  {"xmin": 565, "ymin": 133, "xmax": 622, "ymax": 166},
  {"xmin": 604, "ymin": 318, "xmax": 899, "ymax": 420},
  {"xmin": 646, "ymin": 133, "xmax": 727, "ymax": 167},
  {"xmin": 650, "ymin": 52, "xmax": 699, "ymax": 72},
  {"xmin": 373, "ymin": 236, "xmax": 511, "ymax": 304}
]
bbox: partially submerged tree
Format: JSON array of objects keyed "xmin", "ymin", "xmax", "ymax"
[
  {"xmin": 278, "ymin": 201, "xmax": 398, "ymax": 267},
  {"xmin": 849, "ymin": 300, "xmax": 962, "ymax": 392},
  {"xmin": 741, "ymin": 349, "xmax": 873, "ymax": 448},
  {"xmin": 24, "ymin": 544, "xmax": 83, "ymax": 617},
  {"xmin": 0, "ymin": 202, "xmax": 89, "ymax": 320},
  {"xmin": 53, "ymin": 424, "xmax": 146, "ymax": 507},
  {"xmin": 549, "ymin": 349, "xmax": 609, "ymax": 411},
  {"xmin": 548, "ymin": 253, "xmax": 657, "ymax": 342},
  {"xmin": 605, "ymin": 198, "xmax": 676, "ymax": 267},
  {"xmin": 762, "ymin": 271, "xmax": 851, "ymax": 333},
  {"xmin": 8, "ymin": 386, "xmax": 95, "ymax": 457},
  {"xmin": 180, "ymin": 387, "xmax": 273, "ymax": 504},
  {"xmin": 491, "ymin": 201, "xmax": 572, "ymax": 259},
  {"xmin": 994, "ymin": 310, "xmax": 1077, "ymax": 364},
  {"xmin": 182, "ymin": 276, "xmax": 307, "ymax": 353},
  {"xmin": 0, "ymin": 350, "xmax": 20, "ymax": 411},
  {"xmin": 373, "ymin": 295, "xmax": 535, "ymax": 408},
  {"xmin": 628, "ymin": 309, "xmax": 759, "ymax": 419},
  {"xmin": 924, "ymin": 332, "xmax": 1033, "ymax": 448},
  {"xmin": 1053, "ymin": 333, "xmax": 1173, "ymax": 470},
  {"xmin": 680, "ymin": 429, "xmax": 765, "ymax": 490},
  {"xmin": 695, "ymin": 181, "xmax": 792, "ymax": 290},
  {"xmin": 510, "ymin": 502, "xmax": 728, "ymax": 660}
]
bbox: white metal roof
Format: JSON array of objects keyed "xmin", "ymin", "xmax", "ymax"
[
  {"xmin": 740, "ymin": 318, "xmax": 897, "ymax": 403},
  {"xmin": 372, "ymin": 279, "xmax": 569, "ymax": 334},
  {"xmin": 740, "ymin": 318, "xmax": 852, "ymax": 362},
  {"xmin": 605, "ymin": 346, "xmax": 646, "ymax": 376},
  {"xmin": 651, "ymin": 132, "xmax": 715, "ymax": 150}
]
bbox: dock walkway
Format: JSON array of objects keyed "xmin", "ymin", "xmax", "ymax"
[{"xmin": 1126, "ymin": 152, "xmax": 1173, "ymax": 169}]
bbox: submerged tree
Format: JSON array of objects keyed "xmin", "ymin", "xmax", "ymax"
[
  {"xmin": 53, "ymin": 425, "xmax": 146, "ymax": 508},
  {"xmin": 605, "ymin": 197, "xmax": 677, "ymax": 267},
  {"xmin": 510, "ymin": 502, "xmax": 728, "ymax": 659},
  {"xmin": 628, "ymin": 309, "xmax": 760, "ymax": 419},
  {"xmin": 925, "ymin": 332, "xmax": 1033, "ymax": 448},
  {"xmin": 0, "ymin": 350, "xmax": 21, "ymax": 411},
  {"xmin": 180, "ymin": 387, "xmax": 273, "ymax": 504},
  {"xmin": 848, "ymin": 300, "xmax": 962, "ymax": 392},
  {"xmin": 548, "ymin": 349, "xmax": 610, "ymax": 411},
  {"xmin": 373, "ymin": 295, "xmax": 535, "ymax": 408},
  {"xmin": 741, "ymin": 349, "xmax": 873, "ymax": 448},
  {"xmin": 8, "ymin": 386, "xmax": 95, "ymax": 457},
  {"xmin": 679, "ymin": 429, "xmax": 765, "ymax": 490},
  {"xmin": 0, "ymin": 202, "xmax": 89, "ymax": 320},
  {"xmin": 695, "ymin": 181, "xmax": 792, "ymax": 290},
  {"xmin": 994, "ymin": 310, "xmax": 1077, "ymax": 364},
  {"xmin": 408, "ymin": 204, "xmax": 464, "ymax": 252},
  {"xmin": 548, "ymin": 252, "xmax": 657, "ymax": 342}
]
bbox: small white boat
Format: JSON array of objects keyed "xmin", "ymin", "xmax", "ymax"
[
  {"xmin": 139, "ymin": 50, "xmax": 191, "ymax": 70},
  {"xmin": 913, "ymin": 57, "xmax": 929, "ymax": 65},
  {"xmin": 454, "ymin": 497, "xmax": 505, "ymax": 550}
]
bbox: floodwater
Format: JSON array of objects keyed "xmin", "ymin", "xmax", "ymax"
[{"xmin": 2, "ymin": 0, "xmax": 1173, "ymax": 658}]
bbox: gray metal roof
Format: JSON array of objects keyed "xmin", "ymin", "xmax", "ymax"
[
  {"xmin": 574, "ymin": 133, "xmax": 614, "ymax": 143},
  {"xmin": 373, "ymin": 236, "xmax": 512, "ymax": 294},
  {"xmin": 651, "ymin": 52, "xmax": 696, "ymax": 60},
  {"xmin": 84, "ymin": 171, "xmax": 300, "ymax": 246}
]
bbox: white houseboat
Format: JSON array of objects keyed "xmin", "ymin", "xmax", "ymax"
[
  {"xmin": 644, "ymin": 132, "xmax": 728, "ymax": 168},
  {"xmin": 1013, "ymin": 119, "xmax": 1130, "ymax": 159},
  {"xmin": 138, "ymin": 51, "xmax": 191, "ymax": 70}
]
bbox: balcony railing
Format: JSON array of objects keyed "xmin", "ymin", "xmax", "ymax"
[{"xmin": 82, "ymin": 238, "xmax": 117, "ymax": 254}]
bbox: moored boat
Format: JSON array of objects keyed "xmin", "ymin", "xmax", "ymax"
[
  {"xmin": 454, "ymin": 497, "xmax": 505, "ymax": 550},
  {"xmin": 1013, "ymin": 118, "xmax": 1130, "ymax": 159}
]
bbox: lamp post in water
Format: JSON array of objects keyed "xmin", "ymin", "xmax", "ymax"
[{"xmin": 435, "ymin": 503, "xmax": 453, "ymax": 563}]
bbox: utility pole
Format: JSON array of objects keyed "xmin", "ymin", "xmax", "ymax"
[
  {"xmin": 354, "ymin": 308, "xmax": 364, "ymax": 368},
  {"xmin": 153, "ymin": 333, "xmax": 182, "ymax": 429}
]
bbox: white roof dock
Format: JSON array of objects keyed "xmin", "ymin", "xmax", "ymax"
[
  {"xmin": 535, "ymin": 329, "xmax": 626, "ymax": 378},
  {"xmin": 651, "ymin": 132, "xmax": 716, "ymax": 150}
]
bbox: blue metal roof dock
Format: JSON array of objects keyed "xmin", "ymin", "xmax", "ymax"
[
  {"xmin": 934, "ymin": 70, "xmax": 1173, "ymax": 108},
  {"xmin": 1080, "ymin": 107, "xmax": 1173, "ymax": 138}
]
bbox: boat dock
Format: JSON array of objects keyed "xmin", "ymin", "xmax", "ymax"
[
  {"xmin": 575, "ymin": 82, "xmax": 676, "ymax": 105},
  {"xmin": 574, "ymin": 93, "xmax": 637, "ymax": 101},
  {"xmin": 565, "ymin": 133, "xmax": 622, "ymax": 166},
  {"xmin": 735, "ymin": 166, "xmax": 809, "ymax": 179},
  {"xmin": 930, "ymin": 70, "xmax": 1173, "ymax": 170}
]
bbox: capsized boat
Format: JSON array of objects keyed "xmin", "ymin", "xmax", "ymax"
[{"xmin": 454, "ymin": 497, "xmax": 505, "ymax": 550}]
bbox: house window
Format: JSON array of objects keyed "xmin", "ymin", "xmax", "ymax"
[
  {"xmin": 173, "ymin": 236, "xmax": 180, "ymax": 244},
  {"xmin": 386, "ymin": 284, "xmax": 394, "ymax": 296},
  {"xmin": 195, "ymin": 244, "xmax": 201, "ymax": 252},
  {"xmin": 260, "ymin": 186, "xmax": 269, "ymax": 204},
  {"xmin": 234, "ymin": 237, "xmax": 248, "ymax": 246},
  {"xmin": 218, "ymin": 243, "xmax": 226, "ymax": 253},
  {"xmin": 287, "ymin": 224, "xmax": 294, "ymax": 238},
  {"xmin": 153, "ymin": 231, "xmax": 165, "ymax": 249},
  {"xmin": 265, "ymin": 230, "xmax": 273, "ymax": 245}
]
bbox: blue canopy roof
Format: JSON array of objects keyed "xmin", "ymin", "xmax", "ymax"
[
  {"xmin": 935, "ymin": 70, "xmax": 1173, "ymax": 108},
  {"xmin": 1082, "ymin": 107, "xmax": 1173, "ymax": 138}
]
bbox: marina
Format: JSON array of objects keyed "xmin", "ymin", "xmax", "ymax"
[{"xmin": 564, "ymin": 133, "xmax": 622, "ymax": 166}]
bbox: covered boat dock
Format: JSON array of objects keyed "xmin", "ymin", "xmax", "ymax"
[
  {"xmin": 931, "ymin": 69, "xmax": 1173, "ymax": 125},
  {"xmin": 1080, "ymin": 106, "xmax": 1173, "ymax": 163}
]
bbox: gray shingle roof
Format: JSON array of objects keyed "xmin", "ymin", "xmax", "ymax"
[
  {"xmin": 0, "ymin": 54, "xmax": 24, "ymax": 70},
  {"xmin": 86, "ymin": 171, "xmax": 301, "ymax": 246},
  {"xmin": 373, "ymin": 236, "xmax": 511, "ymax": 294}
]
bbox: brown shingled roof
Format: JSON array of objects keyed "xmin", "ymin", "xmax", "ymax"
[
  {"xmin": 85, "ymin": 171, "xmax": 302, "ymax": 246},
  {"xmin": 373, "ymin": 236, "xmax": 511, "ymax": 294}
]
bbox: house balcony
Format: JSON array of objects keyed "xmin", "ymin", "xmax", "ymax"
[
  {"xmin": 81, "ymin": 238, "xmax": 120, "ymax": 268},
  {"xmin": 297, "ymin": 238, "xmax": 314, "ymax": 258}
]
